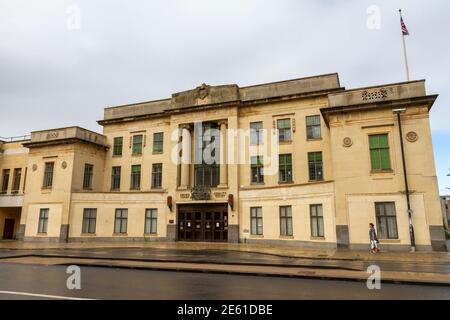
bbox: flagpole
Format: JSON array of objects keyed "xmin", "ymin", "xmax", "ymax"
[{"xmin": 399, "ymin": 9, "xmax": 410, "ymax": 81}]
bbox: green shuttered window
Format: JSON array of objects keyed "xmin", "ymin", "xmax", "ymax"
[
  {"xmin": 308, "ymin": 152, "xmax": 323, "ymax": 181},
  {"xmin": 132, "ymin": 135, "xmax": 143, "ymax": 155},
  {"xmin": 277, "ymin": 119, "xmax": 291, "ymax": 142},
  {"xmin": 113, "ymin": 137, "xmax": 123, "ymax": 156},
  {"xmin": 279, "ymin": 154, "xmax": 293, "ymax": 183},
  {"xmin": 251, "ymin": 156, "xmax": 264, "ymax": 184},
  {"xmin": 369, "ymin": 134, "xmax": 391, "ymax": 171}
]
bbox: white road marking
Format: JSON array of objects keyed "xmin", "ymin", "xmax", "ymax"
[{"xmin": 0, "ymin": 290, "xmax": 95, "ymax": 300}]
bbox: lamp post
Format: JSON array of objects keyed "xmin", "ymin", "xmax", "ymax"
[
  {"xmin": 447, "ymin": 170, "xmax": 449, "ymax": 192},
  {"xmin": 393, "ymin": 108, "xmax": 416, "ymax": 252}
]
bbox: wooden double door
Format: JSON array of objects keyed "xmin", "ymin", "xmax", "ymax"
[{"xmin": 178, "ymin": 204, "xmax": 228, "ymax": 242}]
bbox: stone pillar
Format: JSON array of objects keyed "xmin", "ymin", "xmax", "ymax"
[
  {"xmin": 429, "ymin": 225, "xmax": 447, "ymax": 252},
  {"xmin": 17, "ymin": 224, "xmax": 26, "ymax": 241},
  {"xmin": 179, "ymin": 124, "xmax": 192, "ymax": 190},
  {"xmin": 166, "ymin": 224, "xmax": 177, "ymax": 242},
  {"xmin": 59, "ymin": 224, "xmax": 70, "ymax": 242},
  {"xmin": 336, "ymin": 225, "xmax": 349, "ymax": 249},
  {"xmin": 218, "ymin": 120, "xmax": 228, "ymax": 189},
  {"xmin": 228, "ymin": 225, "xmax": 239, "ymax": 243}
]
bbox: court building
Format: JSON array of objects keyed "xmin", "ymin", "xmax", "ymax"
[{"xmin": 0, "ymin": 73, "xmax": 446, "ymax": 251}]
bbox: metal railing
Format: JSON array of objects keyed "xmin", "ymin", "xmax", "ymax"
[{"xmin": 0, "ymin": 135, "xmax": 31, "ymax": 143}]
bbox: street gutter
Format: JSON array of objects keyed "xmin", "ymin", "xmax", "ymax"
[{"xmin": 0, "ymin": 253, "xmax": 362, "ymax": 272}]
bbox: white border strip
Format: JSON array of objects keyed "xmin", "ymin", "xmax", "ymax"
[{"xmin": 0, "ymin": 290, "xmax": 94, "ymax": 300}]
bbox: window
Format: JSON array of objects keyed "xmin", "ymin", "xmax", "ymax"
[
  {"xmin": 195, "ymin": 164, "xmax": 220, "ymax": 187},
  {"xmin": 12, "ymin": 168, "xmax": 22, "ymax": 193},
  {"xmin": 1, "ymin": 169, "xmax": 10, "ymax": 194},
  {"xmin": 308, "ymin": 152, "xmax": 323, "ymax": 181},
  {"xmin": 130, "ymin": 165, "xmax": 141, "ymax": 190},
  {"xmin": 132, "ymin": 135, "xmax": 143, "ymax": 155},
  {"xmin": 151, "ymin": 164, "xmax": 163, "ymax": 189},
  {"xmin": 250, "ymin": 122, "xmax": 264, "ymax": 145},
  {"xmin": 114, "ymin": 209, "xmax": 128, "ymax": 234},
  {"xmin": 277, "ymin": 119, "xmax": 291, "ymax": 142},
  {"xmin": 43, "ymin": 162, "xmax": 54, "ymax": 188},
  {"xmin": 375, "ymin": 202, "xmax": 398, "ymax": 239},
  {"xmin": 83, "ymin": 164, "xmax": 94, "ymax": 190},
  {"xmin": 194, "ymin": 123, "xmax": 220, "ymax": 187},
  {"xmin": 369, "ymin": 134, "xmax": 391, "ymax": 171},
  {"xmin": 280, "ymin": 206, "xmax": 293, "ymax": 236},
  {"xmin": 113, "ymin": 137, "xmax": 123, "ymax": 156},
  {"xmin": 306, "ymin": 115, "xmax": 321, "ymax": 139},
  {"xmin": 82, "ymin": 209, "xmax": 97, "ymax": 234},
  {"xmin": 251, "ymin": 156, "xmax": 264, "ymax": 184},
  {"xmin": 153, "ymin": 132, "xmax": 164, "ymax": 153},
  {"xmin": 310, "ymin": 204, "xmax": 324, "ymax": 237},
  {"xmin": 279, "ymin": 154, "xmax": 293, "ymax": 183},
  {"xmin": 250, "ymin": 207, "xmax": 263, "ymax": 235},
  {"xmin": 145, "ymin": 209, "xmax": 158, "ymax": 234},
  {"xmin": 111, "ymin": 166, "xmax": 121, "ymax": 191},
  {"xmin": 38, "ymin": 209, "xmax": 49, "ymax": 234}
]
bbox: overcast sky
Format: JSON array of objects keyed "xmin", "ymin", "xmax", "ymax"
[{"xmin": 0, "ymin": 0, "xmax": 449, "ymax": 193}]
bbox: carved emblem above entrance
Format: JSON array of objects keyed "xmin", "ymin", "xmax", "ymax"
[
  {"xmin": 406, "ymin": 131, "xmax": 418, "ymax": 142},
  {"xmin": 195, "ymin": 83, "xmax": 210, "ymax": 100},
  {"xmin": 191, "ymin": 185, "xmax": 211, "ymax": 201}
]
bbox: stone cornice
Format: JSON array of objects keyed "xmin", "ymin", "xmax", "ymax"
[
  {"xmin": 23, "ymin": 126, "xmax": 108, "ymax": 150},
  {"xmin": 23, "ymin": 138, "xmax": 109, "ymax": 150},
  {"xmin": 97, "ymin": 88, "xmax": 344, "ymax": 126},
  {"xmin": 99, "ymin": 73, "xmax": 342, "ymax": 125},
  {"xmin": 320, "ymin": 95, "xmax": 438, "ymax": 127}
]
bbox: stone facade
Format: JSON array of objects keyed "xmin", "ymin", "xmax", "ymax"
[{"xmin": 0, "ymin": 73, "xmax": 446, "ymax": 251}]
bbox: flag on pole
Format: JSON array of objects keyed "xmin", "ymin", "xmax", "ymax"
[
  {"xmin": 399, "ymin": 9, "xmax": 411, "ymax": 81},
  {"xmin": 400, "ymin": 16, "xmax": 410, "ymax": 36}
]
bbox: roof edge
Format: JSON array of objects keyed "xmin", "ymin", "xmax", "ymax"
[
  {"xmin": 240, "ymin": 72, "xmax": 340, "ymax": 89},
  {"xmin": 329, "ymin": 79, "xmax": 426, "ymax": 96}
]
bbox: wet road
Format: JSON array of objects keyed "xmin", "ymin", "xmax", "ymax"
[
  {"xmin": 0, "ymin": 263, "xmax": 449, "ymax": 300},
  {"xmin": 1, "ymin": 247, "xmax": 449, "ymax": 274}
]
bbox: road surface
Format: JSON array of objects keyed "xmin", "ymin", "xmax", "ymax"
[{"xmin": 0, "ymin": 263, "xmax": 449, "ymax": 300}]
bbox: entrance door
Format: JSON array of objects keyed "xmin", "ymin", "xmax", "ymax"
[
  {"xmin": 178, "ymin": 204, "xmax": 228, "ymax": 242},
  {"xmin": 2, "ymin": 219, "xmax": 15, "ymax": 240}
]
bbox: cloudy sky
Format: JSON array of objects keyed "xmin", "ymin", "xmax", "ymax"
[{"xmin": 0, "ymin": 0, "xmax": 449, "ymax": 193}]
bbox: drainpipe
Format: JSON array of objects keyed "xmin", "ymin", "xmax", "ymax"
[{"xmin": 393, "ymin": 108, "xmax": 416, "ymax": 252}]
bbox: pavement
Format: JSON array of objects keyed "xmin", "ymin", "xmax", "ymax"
[{"xmin": 0, "ymin": 241, "xmax": 449, "ymax": 286}]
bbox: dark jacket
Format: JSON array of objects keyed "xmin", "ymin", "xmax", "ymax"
[{"xmin": 369, "ymin": 227, "xmax": 378, "ymax": 241}]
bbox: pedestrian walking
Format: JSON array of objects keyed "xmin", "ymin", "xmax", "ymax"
[{"xmin": 369, "ymin": 223, "xmax": 380, "ymax": 253}]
